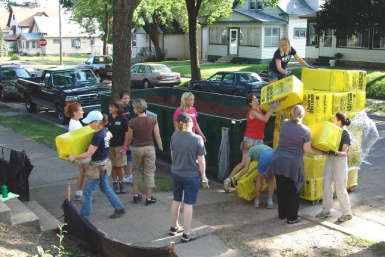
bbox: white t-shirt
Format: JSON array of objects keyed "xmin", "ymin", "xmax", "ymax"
[{"xmin": 69, "ymin": 119, "xmax": 82, "ymax": 132}]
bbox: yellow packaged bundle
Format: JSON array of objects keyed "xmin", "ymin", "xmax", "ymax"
[
  {"xmin": 274, "ymin": 107, "xmax": 292, "ymax": 130},
  {"xmin": 260, "ymin": 75, "xmax": 303, "ymax": 112},
  {"xmin": 351, "ymin": 70, "xmax": 367, "ymax": 91},
  {"xmin": 302, "ymin": 113, "xmax": 333, "ymax": 126},
  {"xmin": 347, "ymin": 167, "xmax": 358, "ymax": 189},
  {"xmin": 355, "ymin": 91, "xmax": 366, "ymax": 111},
  {"xmin": 231, "ymin": 161, "xmax": 268, "ymax": 201},
  {"xmin": 308, "ymin": 121, "xmax": 343, "ymax": 152},
  {"xmin": 300, "ymin": 177, "xmax": 323, "ymax": 201},
  {"xmin": 303, "ymin": 154, "xmax": 326, "ymax": 179},
  {"xmin": 301, "ymin": 68, "xmax": 331, "ymax": 91},
  {"xmin": 348, "ymin": 149, "xmax": 360, "ymax": 168},
  {"xmin": 330, "ymin": 70, "xmax": 357, "ymax": 92},
  {"xmin": 273, "ymin": 128, "xmax": 280, "ymax": 149},
  {"xmin": 55, "ymin": 126, "xmax": 95, "ymax": 162},
  {"xmin": 303, "ymin": 90, "xmax": 333, "ymax": 116},
  {"xmin": 332, "ymin": 92, "xmax": 356, "ymax": 114}
]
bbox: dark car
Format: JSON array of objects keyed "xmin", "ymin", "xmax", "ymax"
[
  {"xmin": 187, "ymin": 71, "xmax": 268, "ymax": 97},
  {"xmin": 0, "ymin": 64, "xmax": 35, "ymax": 101}
]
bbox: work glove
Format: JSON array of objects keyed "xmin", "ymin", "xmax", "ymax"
[
  {"xmin": 286, "ymin": 70, "xmax": 293, "ymax": 76},
  {"xmin": 67, "ymin": 155, "xmax": 75, "ymax": 163},
  {"xmin": 201, "ymin": 176, "xmax": 210, "ymax": 188},
  {"xmin": 234, "ymin": 176, "xmax": 240, "ymax": 186},
  {"xmin": 120, "ymin": 144, "xmax": 127, "ymax": 154},
  {"xmin": 319, "ymin": 151, "xmax": 328, "ymax": 155},
  {"xmin": 307, "ymin": 65, "xmax": 315, "ymax": 69},
  {"xmin": 156, "ymin": 148, "xmax": 163, "ymax": 157},
  {"xmin": 269, "ymin": 101, "xmax": 281, "ymax": 111}
]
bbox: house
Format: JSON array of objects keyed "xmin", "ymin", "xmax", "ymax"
[
  {"xmin": 206, "ymin": 0, "xmax": 319, "ymax": 64},
  {"xmin": 0, "ymin": 11, "xmax": 9, "ymax": 38}
]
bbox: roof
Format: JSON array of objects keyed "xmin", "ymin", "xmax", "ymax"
[
  {"xmin": 278, "ymin": 0, "xmax": 315, "ymax": 16},
  {"xmin": 233, "ymin": 9, "xmax": 287, "ymax": 24},
  {"xmin": 17, "ymin": 33, "xmax": 41, "ymax": 40},
  {"xmin": 7, "ymin": 6, "xmax": 58, "ymax": 28},
  {"xmin": 3, "ymin": 34, "xmax": 18, "ymax": 41},
  {"xmin": 0, "ymin": 11, "xmax": 9, "ymax": 32}
]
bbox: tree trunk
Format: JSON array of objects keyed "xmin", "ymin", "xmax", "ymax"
[
  {"xmin": 143, "ymin": 21, "xmax": 161, "ymax": 61},
  {"xmin": 185, "ymin": 0, "xmax": 201, "ymax": 80},
  {"xmin": 112, "ymin": 0, "xmax": 141, "ymax": 99},
  {"xmin": 103, "ymin": 1, "xmax": 109, "ymax": 55}
]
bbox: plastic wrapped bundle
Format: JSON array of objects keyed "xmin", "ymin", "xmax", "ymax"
[{"xmin": 308, "ymin": 121, "xmax": 343, "ymax": 152}]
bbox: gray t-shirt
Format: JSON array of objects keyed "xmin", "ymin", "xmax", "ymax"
[
  {"xmin": 277, "ymin": 120, "xmax": 311, "ymax": 153},
  {"xmin": 170, "ymin": 131, "xmax": 206, "ymax": 177}
]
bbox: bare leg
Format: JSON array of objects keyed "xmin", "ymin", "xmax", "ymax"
[
  {"xmin": 116, "ymin": 166, "xmax": 124, "ymax": 181},
  {"xmin": 133, "ymin": 183, "xmax": 139, "ymax": 195},
  {"xmin": 111, "ymin": 166, "xmax": 118, "ymax": 181},
  {"xmin": 269, "ymin": 79, "xmax": 278, "ymax": 84},
  {"xmin": 126, "ymin": 163, "xmax": 132, "ymax": 177},
  {"xmin": 183, "ymin": 204, "xmax": 193, "ymax": 233},
  {"xmin": 171, "ymin": 200, "xmax": 182, "ymax": 227},
  {"xmin": 77, "ymin": 163, "xmax": 88, "ymax": 191},
  {"xmin": 256, "ymin": 173, "xmax": 265, "ymax": 200},
  {"xmin": 146, "ymin": 187, "xmax": 152, "ymax": 200}
]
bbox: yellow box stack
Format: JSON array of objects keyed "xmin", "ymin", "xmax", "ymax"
[{"xmin": 300, "ymin": 154, "xmax": 326, "ymax": 202}]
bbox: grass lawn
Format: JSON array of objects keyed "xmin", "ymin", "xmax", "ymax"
[{"xmin": 0, "ymin": 55, "xmax": 89, "ymax": 66}]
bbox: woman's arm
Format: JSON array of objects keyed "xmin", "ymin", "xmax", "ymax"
[
  {"xmin": 197, "ymin": 155, "xmax": 206, "ymax": 178},
  {"xmin": 250, "ymin": 109, "xmax": 273, "ymax": 123},
  {"xmin": 303, "ymin": 141, "xmax": 323, "ymax": 155},
  {"xmin": 173, "ymin": 120, "xmax": 179, "ymax": 131},
  {"xmin": 335, "ymin": 144, "xmax": 349, "ymax": 157},
  {"xmin": 294, "ymin": 54, "xmax": 309, "ymax": 67},
  {"xmin": 195, "ymin": 123, "xmax": 206, "ymax": 142},
  {"xmin": 237, "ymin": 156, "xmax": 252, "ymax": 179},
  {"xmin": 126, "ymin": 128, "xmax": 133, "ymax": 147},
  {"xmin": 73, "ymin": 145, "xmax": 98, "ymax": 160},
  {"xmin": 153, "ymin": 123, "xmax": 163, "ymax": 149},
  {"xmin": 275, "ymin": 59, "xmax": 286, "ymax": 74}
]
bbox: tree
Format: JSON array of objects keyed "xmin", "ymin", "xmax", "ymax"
[
  {"xmin": 0, "ymin": 32, "xmax": 8, "ymax": 57},
  {"xmin": 316, "ymin": 0, "xmax": 385, "ymax": 39}
]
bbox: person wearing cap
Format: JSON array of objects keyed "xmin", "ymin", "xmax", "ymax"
[
  {"xmin": 169, "ymin": 112, "xmax": 208, "ymax": 242},
  {"xmin": 68, "ymin": 110, "xmax": 125, "ymax": 220}
]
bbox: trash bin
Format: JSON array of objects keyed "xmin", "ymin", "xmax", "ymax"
[
  {"xmin": 100, "ymin": 88, "xmax": 275, "ymax": 176},
  {"xmin": 329, "ymin": 59, "xmax": 336, "ymax": 66}
]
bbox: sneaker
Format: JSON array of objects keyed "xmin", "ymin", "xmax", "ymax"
[
  {"xmin": 113, "ymin": 182, "xmax": 120, "ymax": 194},
  {"xmin": 253, "ymin": 199, "xmax": 260, "ymax": 208},
  {"xmin": 267, "ymin": 200, "xmax": 274, "ymax": 209},
  {"xmin": 119, "ymin": 182, "xmax": 127, "ymax": 194},
  {"xmin": 145, "ymin": 196, "xmax": 156, "ymax": 206},
  {"xmin": 109, "ymin": 208, "xmax": 125, "ymax": 219},
  {"xmin": 181, "ymin": 231, "xmax": 198, "ymax": 242},
  {"xmin": 133, "ymin": 194, "xmax": 142, "ymax": 203},
  {"xmin": 169, "ymin": 225, "xmax": 184, "ymax": 236},
  {"xmin": 223, "ymin": 178, "xmax": 231, "ymax": 192},
  {"xmin": 316, "ymin": 211, "xmax": 332, "ymax": 219},
  {"xmin": 338, "ymin": 214, "xmax": 353, "ymax": 222},
  {"xmin": 123, "ymin": 175, "xmax": 133, "ymax": 184},
  {"xmin": 74, "ymin": 194, "xmax": 83, "ymax": 202},
  {"xmin": 287, "ymin": 218, "xmax": 301, "ymax": 224}
]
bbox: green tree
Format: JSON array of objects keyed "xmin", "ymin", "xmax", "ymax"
[
  {"xmin": 316, "ymin": 0, "xmax": 385, "ymax": 38},
  {"xmin": 0, "ymin": 32, "xmax": 8, "ymax": 57}
]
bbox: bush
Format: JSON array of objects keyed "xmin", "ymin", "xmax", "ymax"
[
  {"xmin": 208, "ymin": 56, "xmax": 219, "ymax": 63},
  {"xmin": 22, "ymin": 52, "xmax": 28, "ymax": 56},
  {"xmin": 10, "ymin": 54, "xmax": 20, "ymax": 60},
  {"xmin": 36, "ymin": 52, "xmax": 40, "ymax": 57},
  {"xmin": 230, "ymin": 57, "xmax": 249, "ymax": 64}
]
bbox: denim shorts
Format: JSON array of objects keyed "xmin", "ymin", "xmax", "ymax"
[
  {"xmin": 244, "ymin": 136, "xmax": 264, "ymax": 146},
  {"xmin": 257, "ymin": 149, "xmax": 274, "ymax": 175},
  {"xmin": 126, "ymin": 154, "xmax": 132, "ymax": 164},
  {"xmin": 172, "ymin": 173, "xmax": 200, "ymax": 205},
  {"xmin": 268, "ymin": 69, "xmax": 287, "ymax": 81}
]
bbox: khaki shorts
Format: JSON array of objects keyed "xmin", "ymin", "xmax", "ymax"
[
  {"xmin": 109, "ymin": 146, "xmax": 127, "ymax": 167},
  {"xmin": 131, "ymin": 146, "xmax": 156, "ymax": 188}
]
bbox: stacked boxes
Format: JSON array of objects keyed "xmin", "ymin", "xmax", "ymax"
[{"xmin": 300, "ymin": 154, "xmax": 326, "ymax": 201}]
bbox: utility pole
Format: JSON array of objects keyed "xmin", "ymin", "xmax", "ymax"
[{"xmin": 59, "ymin": 3, "xmax": 63, "ymax": 65}]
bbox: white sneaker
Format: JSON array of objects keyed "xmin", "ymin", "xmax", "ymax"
[
  {"xmin": 123, "ymin": 175, "xmax": 133, "ymax": 184},
  {"xmin": 223, "ymin": 178, "xmax": 231, "ymax": 192}
]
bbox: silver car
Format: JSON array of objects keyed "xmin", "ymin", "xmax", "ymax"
[{"xmin": 130, "ymin": 63, "xmax": 181, "ymax": 88}]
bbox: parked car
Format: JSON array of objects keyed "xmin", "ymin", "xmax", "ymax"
[
  {"xmin": 0, "ymin": 64, "xmax": 35, "ymax": 101},
  {"xmin": 17, "ymin": 67, "xmax": 111, "ymax": 124},
  {"xmin": 130, "ymin": 63, "xmax": 181, "ymax": 88},
  {"xmin": 78, "ymin": 55, "xmax": 113, "ymax": 82},
  {"xmin": 187, "ymin": 71, "xmax": 269, "ymax": 97}
]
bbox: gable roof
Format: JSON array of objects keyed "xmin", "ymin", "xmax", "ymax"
[
  {"xmin": 0, "ymin": 11, "xmax": 9, "ymax": 32},
  {"xmin": 233, "ymin": 9, "xmax": 287, "ymax": 24},
  {"xmin": 278, "ymin": 0, "xmax": 315, "ymax": 16},
  {"xmin": 7, "ymin": 6, "xmax": 58, "ymax": 28}
]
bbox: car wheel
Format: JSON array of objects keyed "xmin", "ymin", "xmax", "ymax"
[
  {"xmin": 232, "ymin": 91, "xmax": 241, "ymax": 96},
  {"xmin": 56, "ymin": 104, "xmax": 69, "ymax": 124},
  {"xmin": 143, "ymin": 79, "xmax": 150, "ymax": 89},
  {"xmin": 194, "ymin": 86, "xmax": 203, "ymax": 91},
  {"xmin": 25, "ymin": 94, "xmax": 37, "ymax": 113},
  {"xmin": 0, "ymin": 89, "xmax": 6, "ymax": 101}
]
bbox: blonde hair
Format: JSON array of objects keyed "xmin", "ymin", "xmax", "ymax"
[
  {"xmin": 279, "ymin": 36, "xmax": 291, "ymax": 56},
  {"xmin": 240, "ymin": 140, "xmax": 253, "ymax": 152},
  {"xmin": 290, "ymin": 105, "xmax": 305, "ymax": 123},
  {"xmin": 132, "ymin": 99, "xmax": 148, "ymax": 113},
  {"xmin": 180, "ymin": 92, "xmax": 194, "ymax": 112}
]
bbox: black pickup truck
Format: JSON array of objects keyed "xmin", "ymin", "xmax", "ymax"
[{"xmin": 17, "ymin": 67, "xmax": 111, "ymax": 124}]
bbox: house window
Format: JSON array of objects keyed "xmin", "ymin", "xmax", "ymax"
[
  {"xmin": 90, "ymin": 39, "xmax": 94, "ymax": 46},
  {"xmin": 71, "ymin": 39, "xmax": 81, "ymax": 48},
  {"xmin": 294, "ymin": 28, "xmax": 306, "ymax": 39},
  {"xmin": 264, "ymin": 28, "xmax": 280, "ymax": 46},
  {"xmin": 22, "ymin": 41, "xmax": 25, "ymax": 49},
  {"xmin": 32, "ymin": 41, "xmax": 36, "ymax": 49},
  {"xmin": 53, "ymin": 39, "xmax": 60, "ymax": 44},
  {"xmin": 37, "ymin": 42, "xmax": 41, "ymax": 49},
  {"xmin": 240, "ymin": 27, "xmax": 259, "ymax": 46},
  {"xmin": 250, "ymin": 0, "xmax": 263, "ymax": 10},
  {"xmin": 373, "ymin": 25, "xmax": 385, "ymax": 49},
  {"xmin": 209, "ymin": 27, "xmax": 228, "ymax": 44},
  {"xmin": 339, "ymin": 31, "xmax": 369, "ymax": 48},
  {"xmin": 308, "ymin": 23, "xmax": 318, "ymax": 45},
  {"xmin": 256, "ymin": 0, "xmax": 263, "ymax": 10},
  {"xmin": 250, "ymin": 0, "xmax": 256, "ymax": 10},
  {"xmin": 26, "ymin": 41, "xmax": 29, "ymax": 49}
]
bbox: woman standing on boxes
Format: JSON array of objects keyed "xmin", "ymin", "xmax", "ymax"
[
  {"xmin": 316, "ymin": 112, "xmax": 353, "ymax": 222},
  {"xmin": 173, "ymin": 92, "xmax": 206, "ymax": 142},
  {"xmin": 268, "ymin": 36, "xmax": 313, "ymax": 83},
  {"xmin": 223, "ymin": 94, "xmax": 280, "ymax": 192},
  {"xmin": 64, "ymin": 103, "xmax": 90, "ymax": 202},
  {"xmin": 68, "ymin": 111, "xmax": 125, "ymax": 220},
  {"xmin": 267, "ymin": 105, "xmax": 325, "ymax": 224}
]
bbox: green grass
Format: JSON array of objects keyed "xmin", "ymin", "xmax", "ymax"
[
  {"xmin": 0, "ymin": 54, "xmax": 89, "ymax": 66},
  {"xmin": 366, "ymin": 70, "xmax": 385, "ymax": 99}
]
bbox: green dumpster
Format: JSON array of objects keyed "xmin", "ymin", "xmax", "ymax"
[{"xmin": 100, "ymin": 88, "xmax": 275, "ymax": 177}]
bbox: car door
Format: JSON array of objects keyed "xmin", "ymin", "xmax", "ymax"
[
  {"xmin": 130, "ymin": 65, "xmax": 139, "ymax": 87},
  {"xmin": 219, "ymin": 73, "xmax": 235, "ymax": 94},
  {"xmin": 39, "ymin": 72, "xmax": 56, "ymax": 108},
  {"xmin": 205, "ymin": 73, "xmax": 224, "ymax": 92}
]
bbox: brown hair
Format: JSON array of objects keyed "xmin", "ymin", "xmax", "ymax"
[
  {"xmin": 64, "ymin": 102, "xmax": 81, "ymax": 118},
  {"xmin": 177, "ymin": 121, "xmax": 188, "ymax": 132},
  {"xmin": 335, "ymin": 112, "xmax": 351, "ymax": 126},
  {"xmin": 109, "ymin": 99, "xmax": 124, "ymax": 115},
  {"xmin": 119, "ymin": 90, "xmax": 130, "ymax": 99}
]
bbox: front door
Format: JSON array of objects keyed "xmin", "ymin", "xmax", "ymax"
[
  {"xmin": 319, "ymin": 29, "xmax": 334, "ymax": 57},
  {"xmin": 229, "ymin": 29, "xmax": 238, "ymax": 55}
]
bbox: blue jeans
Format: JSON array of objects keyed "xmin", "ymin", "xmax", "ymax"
[
  {"xmin": 80, "ymin": 170, "xmax": 124, "ymax": 220},
  {"xmin": 172, "ymin": 173, "xmax": 200, "ymax": 205}
]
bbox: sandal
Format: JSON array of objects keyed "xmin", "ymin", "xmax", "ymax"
[{"xmin": 287, "ymin": 217, "xmax": 301, "ymax": 224}]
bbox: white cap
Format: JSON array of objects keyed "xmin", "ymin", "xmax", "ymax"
[{"xmin": 82, "ymin": 110, "xmax": 103, "ymax": 124}]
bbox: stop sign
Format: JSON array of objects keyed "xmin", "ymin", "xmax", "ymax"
[{"xmin": 38, "ymin": 38, "xmax": 47, "ymax": 46}]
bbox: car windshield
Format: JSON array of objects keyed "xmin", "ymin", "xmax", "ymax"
[
  {"xmin": 149, "ymin": 65, "xmax": 171, "ymax": 72},
  {"xmin": 239, "ymin": 73, "xmax": 262, "ymax": 83},
  {"xmin": 14, "ymin": 68, "xmax": 32, "ymax": 78},
  {"xmin": 53, "ymin": 70, "xmax": 96, "ymax": 87},
  {"xmin": 1, "ymin": 68, "xmax": 31, "ymax": 79}
]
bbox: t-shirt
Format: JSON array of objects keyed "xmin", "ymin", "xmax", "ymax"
[
  {"xmin": 268, "ymin": 47, "xmax": 297, "ymax": 73},
  {"xmin": 338, "ymin": 129, "xmax": 351, "ymax": 151},
  {"xmin": 90, "ymin": 127, "xmax": 111, "ymax": 161},
  {"xmin": 129, "ymin": 116, "xmax": 158, "ymax": 147},
  {"xmin": 122, "ymin": 105, "xmax": 131, "ymax": 123},
  {"xmin": 247, "ymin": 144, "xmax": 272, "ymax": 161},
  {"xmin": 173, "ymin": 107, "xmax": 198, "ymax": 133},
  {"xmin": 170, "ymin": 131, "xmax": 206, "ymax": 177},
  {"xmin": 106, "ymin": 114, "xmax": 128, "ymax": 147},
  {"xmin": 68, "ymin": 119, "xmax": 82, "ymax": 132},
  {"xmin": 277, "ymin": 119, "xmax": 311, "ymax": 153},
  {"xmin": 244, "ymin": 108, "xmax": 266, "ymax": 140}
]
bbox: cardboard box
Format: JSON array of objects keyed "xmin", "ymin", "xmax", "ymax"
[
  {"xmin": 332, "ymin": 92, "xmax": 356, "ymax": 114},
  {"xmin": 303, "ymin": 90, "xmax": 333, "ymax": 116},
  {"xmin": 303, "ymin": 154, "xmax": 326, "ymax": 179},
  {"xmin": 300, "ymin": 177, "xmax": 323, "ymax": 201}
]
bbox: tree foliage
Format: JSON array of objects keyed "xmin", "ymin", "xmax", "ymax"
[
  {"xmin": 0, "ymin": 32, "xmax": 8, "ymax": 57},
  {"xmin": 316, "ymin": 0, "xmax": 385, "ymax": 38},
  {"xmin": 3, "ymin": 0, "xmax": 40, "ymax": 10}
]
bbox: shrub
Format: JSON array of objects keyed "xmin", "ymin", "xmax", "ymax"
[
  {"xmin": 22, "ymin": 52, "xmax": 28, "ymax": 56},
  {"xmin": 230, "ymin": 57, "xmax": 248, "ymax": 64},
  {"xmin": 10, "ymin": 54, "xmax": 20, "ymax": 60},
  {"xmin": 36, "ymin": 52, "xmax": 40, "ymax": 57},
  {"xmin": 208, "ymin": 56, "xmax": 219, "ymax": 63}
]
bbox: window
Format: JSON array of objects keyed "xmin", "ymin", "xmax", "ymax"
[
  {"xmin": 294, "ymin": 28, "xmax": 306, "ymax": 38},
  {"xmin": 240, "ymin": 27, "xmax": 259, "ymax": 46},
  {"xmin": 373, "ymin": 25, "xmax": 385, "ymax": 49},
  {"xmin": 208, "ymin": 73, "xmax": 224, "ymax": 82},
  {"xmin": 250, "ymin": 0, "xmax": 263, "ymax": 10},
  {"xmin": 53, "ymin": 39, "xmax": 60, "ymax": 44},
  {"xmin": 308, "ymin": 23, "xmax": 318, "ymax": 45},
  {"xmin": 250, "ymin": 0, "xmax": 256, "ymax": 9},
  {"xmin": 90, "ymin": 39, "xmax": 94, "ymax": 46},
  {"xmin": 264, "ymin": 28, "xmax": 280, "ymax": 46},
  {"xmin": 256, "ymin": 0, "xmax": 263, "ymax": 10},
  {"xmin": 71, "ymin": 39, "xmax": 81, "ymax": 48},
  {"xmin": 37, "ymin": 42, "xmax": 41, "ymax": 49},
  {"xmin": 26, "ymin": 41, "xmax": 29, "ymax": 49},
  {"xmin": 31, "ymin": 41, "xmax": 36, "ymax": 49},
  {"xmin": 339, "ymin": 31, "xmax": 369, "ymax": 48},
  {"xmin": 209, "ymin": 27, "xmax": 228, "ymax": 44}
]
